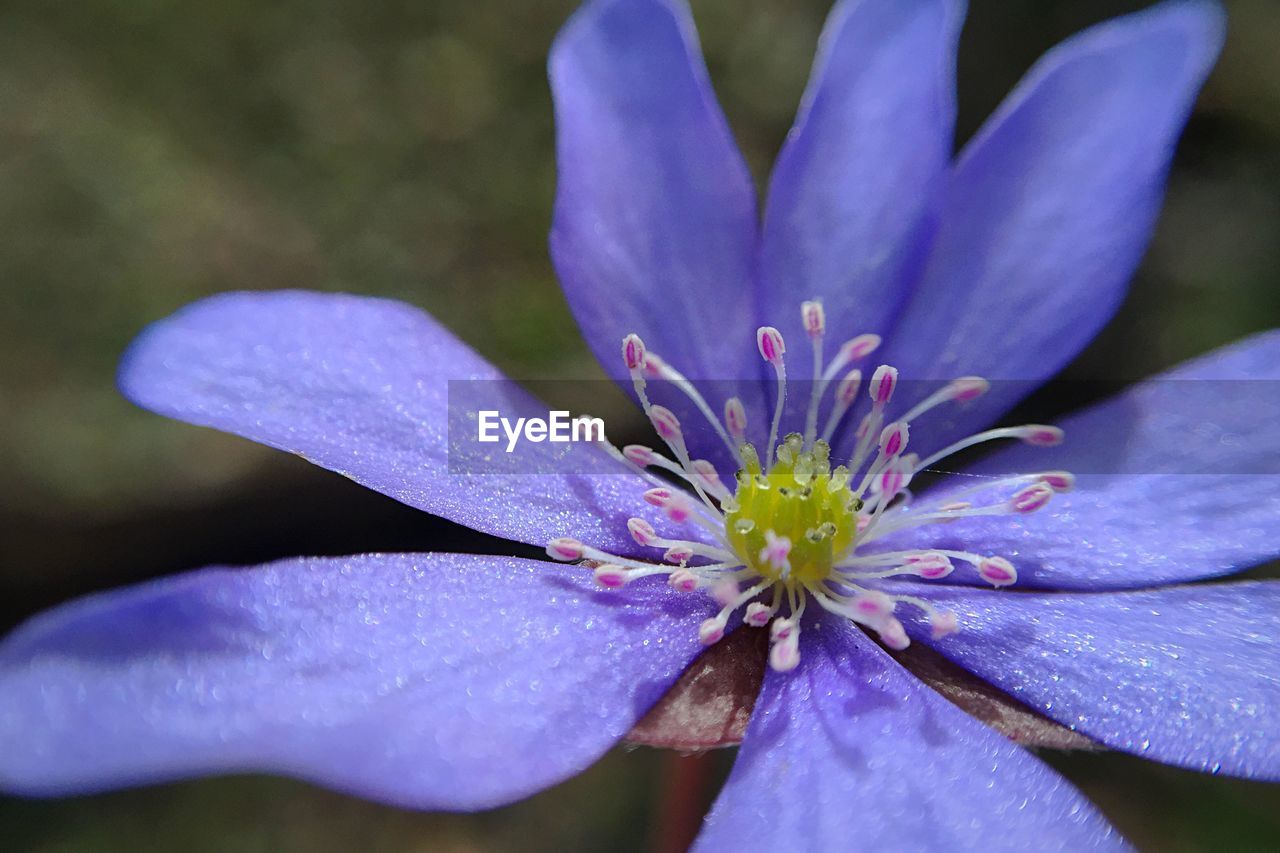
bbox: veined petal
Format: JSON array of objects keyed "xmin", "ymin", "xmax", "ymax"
[
  {"xmin": 119, "ymin": 291, "xmax": 664, "ymax": 558},
  {"xmin": 694, "ymin": 617, "xmax": 1124, "ymax": 852},
  {"xmin": 882, "ymin": 1, "xmax": 1225, "ymax": 435},
  {"xmin": 0, "ymin": 553, "xmax": 715, "ymax": 808},
  {"xmin": 885, "ymin": 331, "xmax": 1280, "ymax": 590},
  {"xmin": 911, "ymin": 581, "xmax": 1280, "ymax": 782},
  {"xmin": 549, "ymin": 0, "xmax": 759, "ymax": 383},
  {"xmin": 760, "ymin": 0, "xmax": 964, "ymax": 359}
]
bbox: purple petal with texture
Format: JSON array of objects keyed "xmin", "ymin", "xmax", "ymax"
[
  {"xmin": 695, "ymin": 616, "xmax": 1124, "ymax": 852},
  {"xmin": 880, "ymin": 1, "xmax": 1225, "ymax": 446},
  {"xmin": 0, "ymin": 553, "xmax": 715, "ymax": 808},
  {"xmin": 119, "ymin": 291, "xmax": 670, "ymax": 558},
  {"xmin": 759, "ymin": 0, "xmax": 963, "ymax": 360},
  {"xmin": 910, "ymin": 581, "xmax": 1280, "ymax": 782},
  {"xmin": 875, "ymin": 331, "xmax": 1280, "ymax": 590},
  {"xmin": 549, "ymin": 0, "xmax": 759, "ymax": 384}
]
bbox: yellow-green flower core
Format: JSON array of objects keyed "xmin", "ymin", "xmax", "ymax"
[{"xmin": 724, "ymin": 433, "xmax": 862, "ymax": 584}]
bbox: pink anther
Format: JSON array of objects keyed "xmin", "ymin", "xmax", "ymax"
[
  {"xmin": 930, "ymin": 610, "xmax": 959, "ymax": 640},
  {"xmin": 668, "ymin": 568, "xmax": 698, "ymax": 592},
  {"xmin": 757, "ymin": 326, "xmax": 786, "ymax": 364},
  {"xmin": 840, "ymin": 334, "xmax": 881, "ymax": 361},
  {"xmin": 836, "ymin": 369, "xmax": 863, "ymax": 405},
  {"xmin": 643, "ymin": 487, "xmax": 673, "ymax": 507},
  {"xmin": 623, "ymin": 444, "xmax": 656, "ymax": 467},
  {"xmin": 801, "ymin": 300, "xmax": 825, "ymax": 339},
  {"xmin": 724, "ymin": 397, "xmax": 748, "ymax": 442},
  {"xmin": 879, "ymin": 421, "xmax": 910, "ymax": 458},
  {"xmin": 692, "ymin": 459, "xmax": 722, "ymax": 490},
  {"xmin": 649, "ymin": 405, "xmax": 683, "ymax": 442},
  {"xmin": 1011, "ymin": 482, "xmax": 1054, "ymax": 514},
  {"xmin": 663, "ymin": 545, "xmax": 694, "ymax": 564},
  {"xmin": 769, "ymin": 633, "xmax": 801, "ymax": 672},
  {"xmin": 1038, "ymin": 471, "xmax": 1075, "ymax": 492},
  {"xmin": 877, "ymin": 617, "xmax": 910, "ymax": 651},
  {"xmin": 698, "ymin": 617, "xmax": 727, "ymax": 646},
  {"xmin": 851, "ymin": 589, "xmax": 894, "ymax": 619},
  {"xmin": 978, "ymin": 556, "xmax": 1017, "ymax": 587},
  {"xmin": 1019, "ymin": 425, "xmax": 1064, "ymax": 447},
  {"xmin": 627, "ymin": 517, "xmax": 658, "ymax": 547},
  {"xmin": 622, "ymin": 334, "xmax": 646, "ymax": 371},
  {"xmin": 593, "ymin": 564, "xmax": 628, "ymax": 589},
  {"xmin": 870, "ymin": 365, "xmax": 898, "ymax": 404},
  {"xmin": 744, "ymin": 602, "xmax": 772, "ymax": 627},
  {"xmin": 546, "ymin": 538, "xmax": 584, "ymax": 561},
  {"xmin": 906, "ymin": 552, "xmax": 954, "ymax": 580}
]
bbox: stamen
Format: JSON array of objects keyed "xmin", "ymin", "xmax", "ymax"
[
  {"xmin": 594, "ymin": 564, "xmax": 629, "ymax": 589},
  {"xmin": 913, "ymin": 424, "xmax": 1065, "ymax": 474},
  {"xmin": 978, "ymin": 556, "xmax": 1018, "ymax": 587},
  {"xmin": 642, "ymin": 405, "xmax": 721, "ymax": 516},
  {"xmin": 643, "ymin": 351, "xmax": 741, "ymax": 462},
  {"xmin": 848, "ymin": 364, "xmax": 898, "ymax": 471},
  {"xmin": 744, "ymin": 601, "xmax": 773, "ymax": 627},
  {"xmin": 1039, "ymin": 471, "xmax": 1075, "ymax": 492},
  {"xmin": 820, "ymin": 334, "xmax": 881, "ymax": 383},
  {"xmin": 623, "ymin": 333, "xmax": 654, "ymax": 413},
  {"xmin": 698, "ymin": 617, "xmax": 727, "ymax": 645},
  {"xmin": 801, "ymin": 300, "xmax": 826, "ymax": 447},
  {"xmin": 899, "ymin": 376, "xmax": 990, "ymax": 423},
  {"xmin": 724, "ymin": 397, "xmax": 748, "ymax": 445},
  {"xmin": 565, "ymin": 314, "xmax": 1066, "ymax": 671},
  {"xmin": 767, "ymin": 594, "xmax": 806, "ymax": 671},
  {"xmin": 802, "ymin": 300, "xmax": 826, "ymax": 339},
  {"xmin": 820, "ymin": 368, "xmax": 862, "ymax": 443},
  {"xmin": 668, "ymin": 569, "xmax": 698, "ymax": 592},
  {"xmin": 546, "ymin": 538, "xmax": 584, "ymax": 561},
  {"xmin": 930, "ymin": 610, "xmax": 959, "ymax": 639},
  {"xmin": 869, "ymin": 364, "xmax": 898, "ymax": 405},
  {"xmin": 623, "ymin": 444, "xmax": 657, "ymax": 467},
  {"xmin": 691, "ymin": 459, "xmax": 732, "ymax": 502},
  {"xmin": 663, "ymin": 545, "xmax": 694, "ymax": 564},
  {"xmin": 1010, "ymin": 482, "xmax": 1054, "ymax": 514},
  {"xmin": 622, "ymin": 334, "xmax": 646, "ymax": 371},
  {"xmin": 854, "ymin": 421, "xmax": 910, "ymax": 498},
  {"xmin": 757, "ymin": 326, "xmax": 787, "ymax": 470}
]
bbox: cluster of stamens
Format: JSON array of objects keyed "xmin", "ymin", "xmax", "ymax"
[{"xmin": 547, "ymin": 300, "xmax": 1071, "ymax": 672}]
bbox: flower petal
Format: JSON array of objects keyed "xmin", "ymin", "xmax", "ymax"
[
  {"xmin": 910, "ymin": 581, "xmax": 1280, "ymax": 782},
  {"xmin": 0, "ymin": 553, "xmax": 715, "ymax": 808},
  {"xmin": 119, "ymin": 291, "xmax": 660, "ymax": 557},
  {"xmin": 882, "ymin": 331, "xmax": 1280, "ymax": 590},
  {"xmin": 694, "ymin": 618, "xmax": 1123, "ymax": 852},
  {"xmin": 882, "ymin": 1, "xmax": 1225, "ymax": 429},
  {"xmin": 549, "ymin": 0, "xmax": 760, "ymax": 382},
  {"xmin": 759, "ymin": 0, "xmax": 963, "ymax": 353}
]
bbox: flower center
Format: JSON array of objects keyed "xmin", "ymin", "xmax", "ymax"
[
  {"xmin": 725, "ymin": 437, "xmax": 858, "ymax": 585},
  {"xmin": 546, "ymin": 300, "xmax": 1070, "ymax": 673}
]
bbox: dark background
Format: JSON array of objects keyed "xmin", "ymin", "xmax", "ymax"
[{"xmin": 2, "ymin": 0, "xmax": 1279, "ymax": 849}]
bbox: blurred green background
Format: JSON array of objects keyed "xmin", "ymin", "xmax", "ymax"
[{"xmin": 1, "ymin": 0, "xmax": 1279, "ymax": 849}]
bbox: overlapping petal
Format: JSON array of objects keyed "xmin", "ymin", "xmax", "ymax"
[
  {"xmin": 118, "ymin": 291, "xmax": 667, "ymax": 557},
  {"xmin": 881, "ymin": 0, "xmax": 1225, "ymax": 444},
  {"xmin": 759, "ymin": 0, "xmax": 963, "ymax": 360},
  {"xmin": 549, "ymin": 0, "xmax": 759, "ymax": 384},
  {"xmin": 880, "ymin": 331, "xmax": 1280, "ymax": 590},
  {"xmin": 695, "ymin": 617, "xmax": 1123, "ymax": 852},
  {"xmin": 910, "ymin": 581, "xmax": 1280, "ymax": 781},
  {"xmin": 0, "ymin": 553, "xmax": 716, "ymax": 808}
]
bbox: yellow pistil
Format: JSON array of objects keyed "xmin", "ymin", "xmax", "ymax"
[{"xmin": 723, "ymin": 433, "xmax": 862, "ymax": 584}]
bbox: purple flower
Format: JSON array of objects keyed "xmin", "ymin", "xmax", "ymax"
[{"xmin": 2, "ymin": 0, "xmax": 1277, "ymax": 848}]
